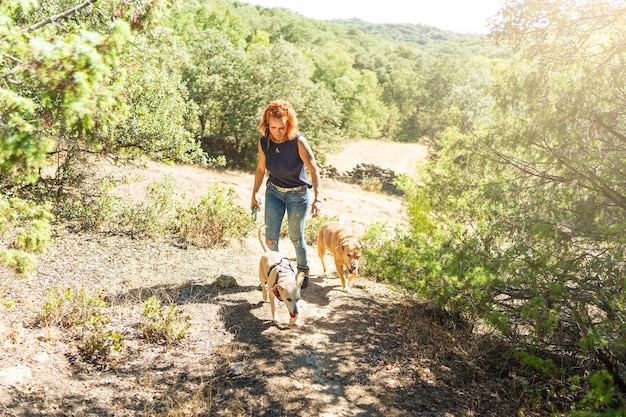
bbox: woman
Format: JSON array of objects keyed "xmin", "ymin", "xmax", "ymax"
[{"xmin": 251, "ymin": 100, "xmax": 321, "ymax": 288}]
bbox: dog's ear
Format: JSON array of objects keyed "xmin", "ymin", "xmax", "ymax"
[
  {"xmin": 295, "ymin": 271, "xmax": 306, "ymax": 287},
  {"xmin": 337, "ymin": 239, "xmax": 349, "ymax": 255}
]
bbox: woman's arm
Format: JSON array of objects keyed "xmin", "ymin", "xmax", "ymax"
[
  {"xmin": 298, "ymin": 136, "xmax": 321, "ymax": 217},
  {"xmin": 251, "ymin": 140, "xmax": 266, "ymax": 210}
]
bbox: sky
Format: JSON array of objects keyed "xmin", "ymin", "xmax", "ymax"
[{"xmin": 243, "ymin": 0, "xmax": 504, "ymax": 34}]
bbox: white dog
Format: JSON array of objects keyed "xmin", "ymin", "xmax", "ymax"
[{"xmin": 258, "ymin": 225, "xmax": 305, "ymax": 324}]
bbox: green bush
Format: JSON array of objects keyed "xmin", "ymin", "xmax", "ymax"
[
  {"xmin": 0, "ymin": 249, "xmax": 35, "ymax": 276},
  {"xmin": 306, "ymin": 213, "xmax": 339, "ymax": 245},
  {"xmin": 120, "ymin": 175, "xmax": 182, "ymax": 237},
  {"xmin": 57, "ymin": 174, "xmax": 254, "ymax": 249},
  {"xmin": 0, "ymin": 195, "xmax": 53, "ymax": 275},
  {"xmin": 141, "ymin": 297, "xmax": 190, "ymax": 346},
  {"xmin": 42, "ymin": 288, "xmax": 124, "ymax": 363},
  {"xmin": 360, "ymin": 176, "xmax": 383, "ymax": 192},
  {"xmin": 573, "ymin": 370, "xmax": 624, "ymax": 416},
  {"xmin": 178, "ymin": 183, "xmax": 253, "ymax": 248},
  {"xmin": 366, "ymin": 159, "xmax": 626, "ymax": 414},
  {"xmin": 57, "ymin": 176, "xmax": 119, "ymax": 232}
]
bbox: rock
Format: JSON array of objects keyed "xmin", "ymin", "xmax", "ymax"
[
  {"xmin": 0, "ymin": 365, "xmax": 33, "ymax": 385},
  {"xmin": 33, "ymin": 352, "xmax": 50, "ymax": 363},
  {"xmin": 216, "ymin": 274, "xmax": 237, "ymax": 288},
  {"xmin": 229, "ymin": 362, "xmax": 245, "ymax": 376},
  {"xmin": 319, "ymin": 162, "xmax": 403, "ymax": 195}
]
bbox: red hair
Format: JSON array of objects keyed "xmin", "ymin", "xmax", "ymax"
[{"xmin": 259, "ymin": 100, "xmax": 299, "ymax": 140}]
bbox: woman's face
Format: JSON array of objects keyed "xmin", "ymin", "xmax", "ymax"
[{"xmin": 268, "ymin": 117, "xmax": 287, "ymax": 142}]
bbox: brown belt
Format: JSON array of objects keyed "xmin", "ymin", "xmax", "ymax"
[{"xmin": 269, "ymin": 182, "xmax": 307, "ymax": 192}]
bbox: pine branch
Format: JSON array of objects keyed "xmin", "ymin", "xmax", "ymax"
[{"xmin": 21, "ymin": 0, "xmax": 99, "ymax": 33}]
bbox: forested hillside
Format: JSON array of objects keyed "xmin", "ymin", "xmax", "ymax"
[{"xmin": 3, "ymin": 0, "xmax": 626, "ymax": 415}]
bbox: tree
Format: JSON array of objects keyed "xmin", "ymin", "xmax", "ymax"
[
  {"xmin": 306, "ymin": 41, "xmax": 387, "ymax": 138},
  {"xmin": 378, "ymin": 45, "xmax": 425, "ymax": 141},
  {"xmin": 108, "ymin": 26, "xmax": 207, "ymax": 165},
  {"xmin": 403, "ymin": 0, "xmax": 626, "ymax": 409},
  {"xmin": 1, "ymin": 0, "xmax": 207, "ymax": 187},
  {"xmin": 2, "ymin": 1, "xmax": 127, "ymax": 185},
  {"xmin": 0, "ymin": 0, "xmax": 202, "ymax": 274}
]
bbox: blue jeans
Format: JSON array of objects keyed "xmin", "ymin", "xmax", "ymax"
[{"xmin": 264, "ymin": 182, "xmax": 310, "ymax": 270}]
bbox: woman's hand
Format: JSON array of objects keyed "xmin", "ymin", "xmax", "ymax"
[
  {"xmin": 251, "ymin": 195, "xmax": 261, "ymax": 211},
  {"xmin": 311, "ymin": 199, "xmax": 321, "ymax": 218}
]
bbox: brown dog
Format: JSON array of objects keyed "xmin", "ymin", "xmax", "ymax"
[
  {"xmin": 317, "ymin": 221, "xmax": 363, "ymax": 294},
  {"xmin": 258, "ymin": 224, "xmax": 305, "ymax": 325}
]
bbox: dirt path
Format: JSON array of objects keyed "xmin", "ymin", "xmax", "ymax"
[{"xmin": 0, "ymin": 141, "xmax": 531, "ymax": 416}]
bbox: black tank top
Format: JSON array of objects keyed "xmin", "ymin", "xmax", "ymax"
[{"xmin": 260, "ymin": 134, "xmax": 311, "ymax": 188}]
